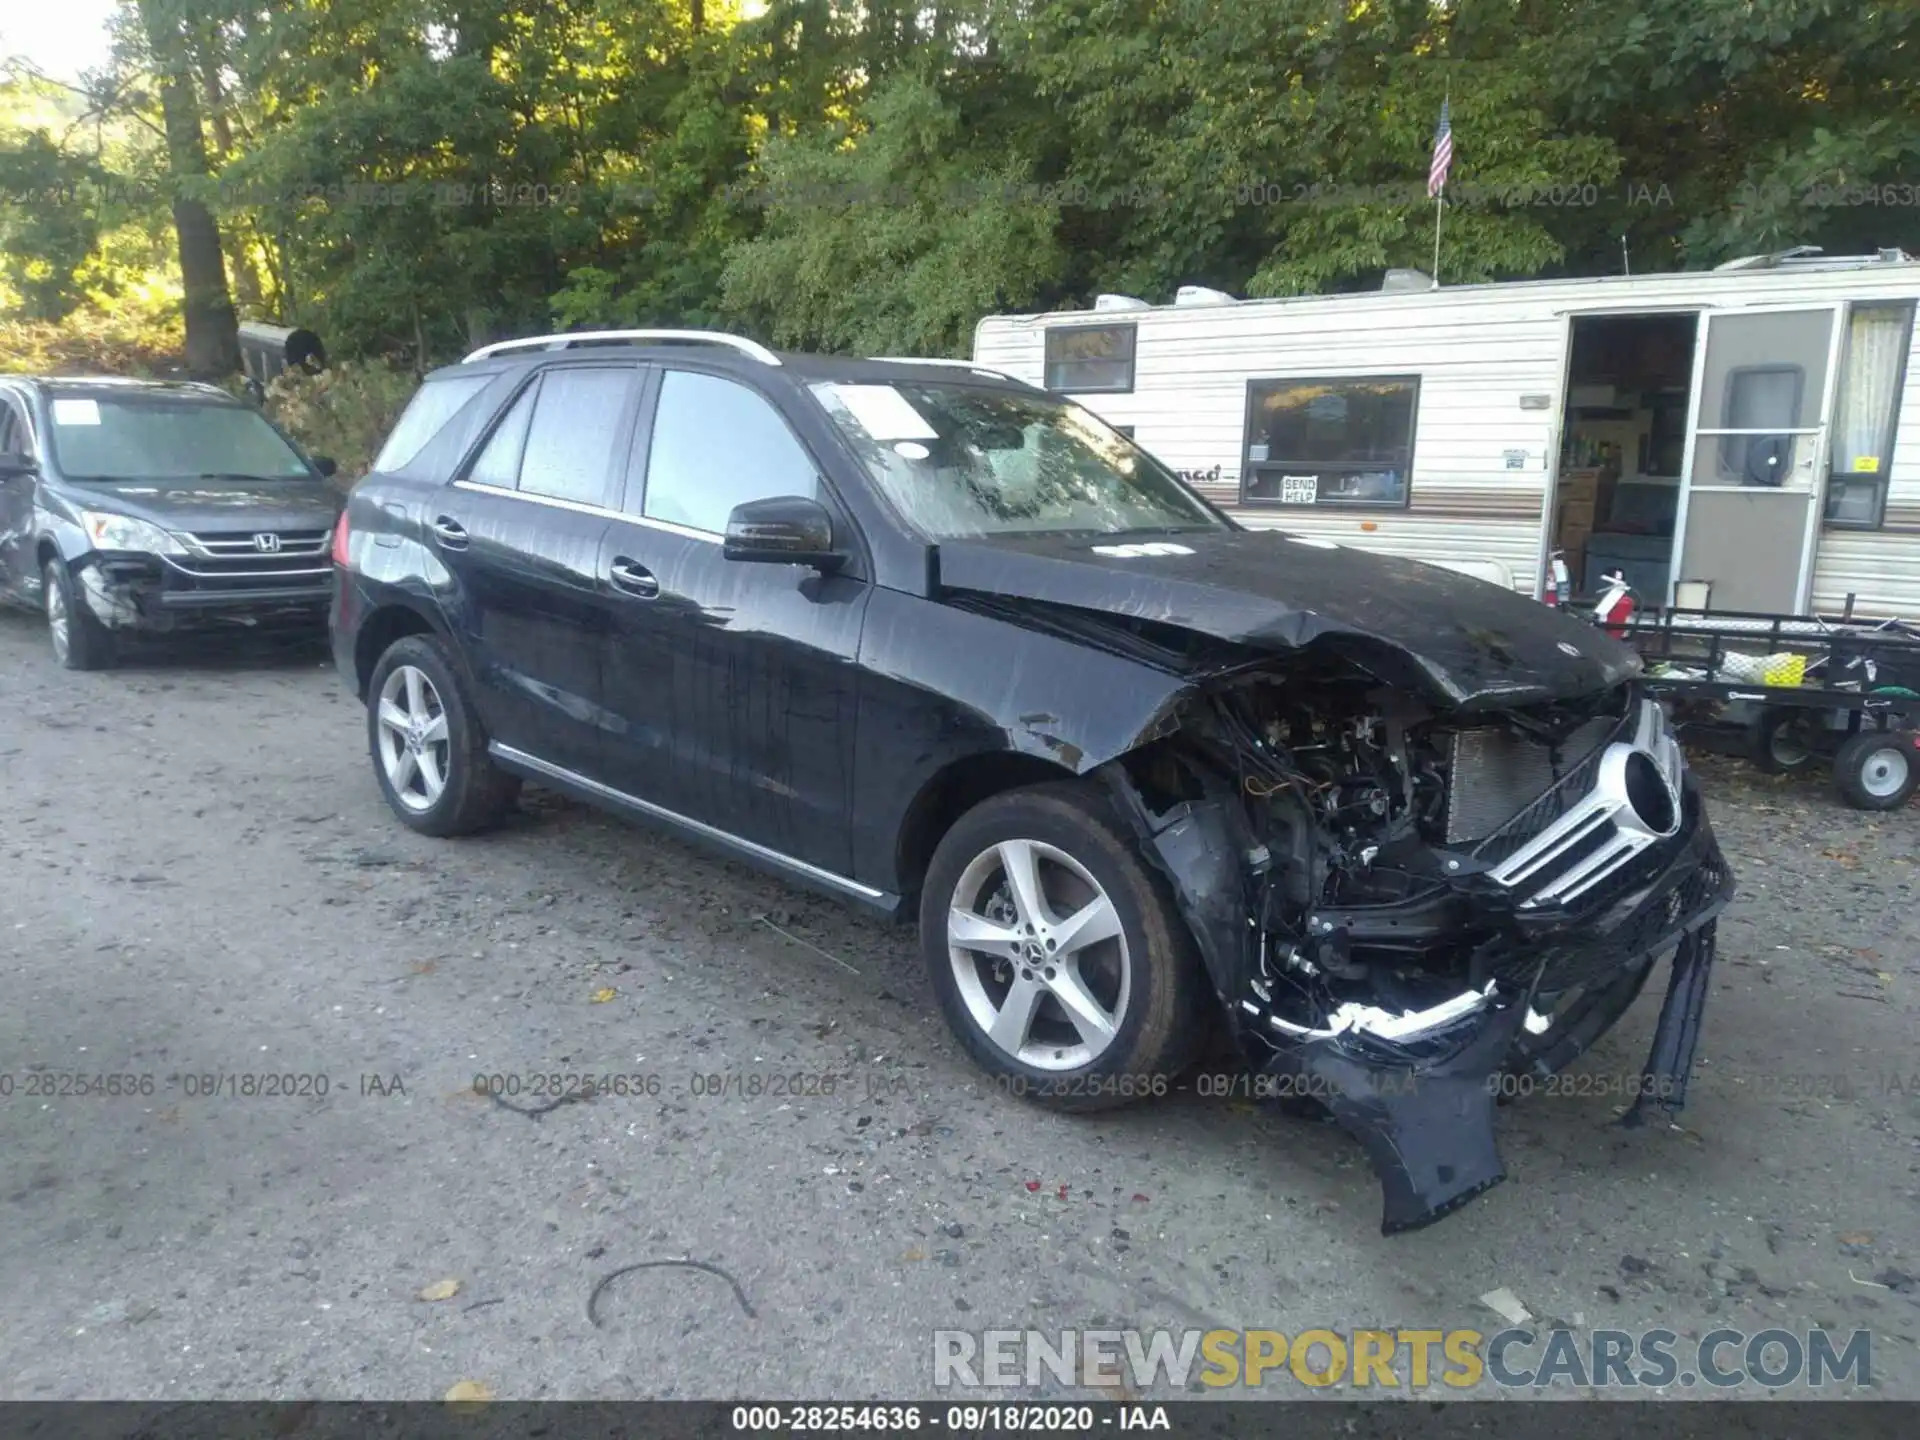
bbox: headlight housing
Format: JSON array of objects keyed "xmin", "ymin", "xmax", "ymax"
[{"xmin": 80, "ymin": 510, "xmax": 185, "ymax": 556}]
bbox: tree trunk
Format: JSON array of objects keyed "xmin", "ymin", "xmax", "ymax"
[
  {"xmin": 198, "ymin": 46, "xmax": 264, "ymax": 311},
  {"xmin": 140, "ymin": 0, "xmax": 239, "ymax": 377}
]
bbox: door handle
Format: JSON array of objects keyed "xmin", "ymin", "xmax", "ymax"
[
  {"xmin": 430, "ymin": 515, "xmax": 469, "ymax": 549},
  {"xmin": 608, "ymin": 557, "xmax": 660, "ymax": 598}
]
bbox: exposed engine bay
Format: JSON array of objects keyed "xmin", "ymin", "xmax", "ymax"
[{"xmin": 1104, "ymin": 655, "xmax": 1734, "ymax": 1234}]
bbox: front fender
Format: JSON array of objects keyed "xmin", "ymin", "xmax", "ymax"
[
  {"xmin": 848, "ymin": 588, "xmax": 1200, "ymax": 890},
  {"xmin": 35, "ymin": 500, "xmax": 92, "ymax": 566}
]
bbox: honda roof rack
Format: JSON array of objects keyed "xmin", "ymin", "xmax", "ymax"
[
  {"xmin": 869, "ymin": 356, "xmax": 1019, "ymax": 381},
  {"xmin": 464, "ymin": 329, "xmax": 782, "ymax": 366}
]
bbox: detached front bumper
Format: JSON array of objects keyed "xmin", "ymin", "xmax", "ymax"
[
  {"xmin": 74, "ymin": 553, "xmax": 331, "ymax": 634},
  {"xmin": 1264, "ymin": 782, "xmax": 1735, "ymax": 1234}
]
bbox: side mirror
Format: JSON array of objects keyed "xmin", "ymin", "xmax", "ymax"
[
  {"xmin": 0, "ymin": 450, "xmax": 35, "ymax": 480},
  {"xmin": 723, "ymin": 494, "xmax": 844, "ymax": 571},
  {"xmin": 312, "ymin": 455, "xmax": 339, "ymax": 478}
]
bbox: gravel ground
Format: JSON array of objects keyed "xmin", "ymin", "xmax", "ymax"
[{"xmin": 1, "ymin": 609, "xmax": 1917, "ymax": 1401}]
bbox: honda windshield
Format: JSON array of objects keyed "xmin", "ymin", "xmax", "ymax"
[{"xmin": 46, "ymin": 393, "xmax": 314, "ymax": 482}]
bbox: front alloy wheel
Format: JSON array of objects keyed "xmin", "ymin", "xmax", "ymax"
[
  {"xmin": 948, "ymin": 838, "xmax": 1131, "ymax": 1071},
  {"xmin": 43, "ymin": 559, "xmax": 112, "ymax": 670},
  {"xmin": 46, "ymin": 570, "xmax": 70, "ymax": 664},
  {"xmin": 920, "ymin": 782, "xmax": 1205, "ymax": 1110}
]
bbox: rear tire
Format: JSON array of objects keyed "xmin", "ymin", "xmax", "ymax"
[
  {"xmin": 366, "ymin": 634, "xmax": 520, "ymax": 835},
  {"xmin": 44, "ymin": 560, "xmax": 113, "ymax": 671},
  {"xmin": 919, "ymin": 781, "xmax": 1207, "ymax": 1112},
  {"xmin": 1833, "ymin": 729, "xmax": 1920, "ymax": 811},
  {"xmin": 1749, "ymin": 706, "xmax": 1820, "ymax": 776}
]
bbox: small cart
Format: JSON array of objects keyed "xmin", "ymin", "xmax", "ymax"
[{"xmin": 1574, "ymin": 598, "xmax": 1920, "ymax": 811}]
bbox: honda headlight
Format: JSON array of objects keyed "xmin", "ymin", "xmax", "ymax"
[{"xmin": 81, "ymin": 510, "xmax": 185, "ymax": 556}]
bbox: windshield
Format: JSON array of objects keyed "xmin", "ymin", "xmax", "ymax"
[
  {"xmin": 46, "ymin": 394, "xmax": 313, "ymax": 482},
  {"xmin": 810, "ymin": 380, "xmax": 1225, "ymax": 539}
]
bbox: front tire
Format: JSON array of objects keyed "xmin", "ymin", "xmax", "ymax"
[
  {"xmin": 920, "ymin": 782, "xmax": 1206, "ymax": 1112},
  {"xmin": 366, "ymin": 634, "xmax": 520, "ymax": 836},
  {"xmin": 1833, "ymin": 729, "xmax": 1919, "ymax": 811},
  {"xmin": 44, "ymin": 559, "xmax": 113, "ymax": 671}
]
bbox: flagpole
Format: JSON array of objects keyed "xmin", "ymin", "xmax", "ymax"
[{"xmin": 1431, "ymin": 79, "xmax": 1449, "ymax": 288}]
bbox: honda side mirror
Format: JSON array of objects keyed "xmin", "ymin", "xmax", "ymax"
[
  {"xmin": 312, "ymin": 455, "xmax": 339, "ymax": 478},
  {"xmin": 0, "ymin": 450, "xmax": 35, "ymax": 480},
  {"xmin": 723, "ymin": 494, "xmax": 844, "ymax": 572}
]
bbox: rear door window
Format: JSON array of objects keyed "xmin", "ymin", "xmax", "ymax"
[
  {"xmin": 516, "ymin": 368, "xmax": 634, "ymax": 506},
  {"xmin": 467, "ymin": 385, "xmax": 536, "ymax": 489}
]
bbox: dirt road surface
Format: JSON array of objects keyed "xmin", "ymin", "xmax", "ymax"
[{"xmin": 1, "ymin": 610, "xmax": 1916, "ymax": 1400}]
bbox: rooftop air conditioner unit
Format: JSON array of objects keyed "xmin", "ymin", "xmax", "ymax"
[
  {"xmin": 1094, "ymin": 294, "xmax": 1152, "ymax": 311},
  {"xmin": 1174, "ymin": 285, "xmax": 1237, "ymax": 306}
]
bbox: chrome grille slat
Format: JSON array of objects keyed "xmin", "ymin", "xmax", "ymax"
[
  {"xmin": 1495, "ymin": 807, "xmax": 1613, "ymax": 889},
  {"xmin": 185, "ymin": 528, "xmax": 329, "ymax": 558},
  {"xmin": 1470, "ymin": 697, "xmax": 1684, "ymax": 911},
  {"xmin": 1528, "ymin": 833, "xmax": 1643, "ymax": 904}
]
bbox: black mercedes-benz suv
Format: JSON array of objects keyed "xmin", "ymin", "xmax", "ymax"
[
  {"xmin": 330, "ymin": 329, "xmax": 1734, "ymax": 1232},
  {"xmin": 0, "ymin": 376, "xmax": 343, "ymax": 668}
]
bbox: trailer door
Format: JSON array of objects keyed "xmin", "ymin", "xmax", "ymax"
[{"xmin": 1671, "ymin": 304, "xmax": 1842, "ymax": 612}]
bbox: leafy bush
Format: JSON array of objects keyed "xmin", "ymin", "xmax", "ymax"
[
  {"xmin": 261, "ymin": 359, "xmax": 421, "ymax": 486},
  {"xmin": 0, "ymin": 307, "xmax": 184, "ymax": 377}
]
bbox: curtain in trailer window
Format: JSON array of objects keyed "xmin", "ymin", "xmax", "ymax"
[
  {"xmin": 1833, "ymin": 306, "xmax": 1910, "ymax": 472},
  {"xmin": 1826, "ymin": 303, "xmax": 1914, "ymax": 527}
]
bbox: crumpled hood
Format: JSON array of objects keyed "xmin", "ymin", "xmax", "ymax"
[
  {"xmin": 64, "ymin": 476, "xmax": 340, "ymax": 534},
  {"xmin": 934, "ymin": 528, "xmax": 1641, "ymax": 709}
]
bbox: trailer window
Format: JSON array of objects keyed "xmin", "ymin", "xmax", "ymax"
[
  {"xmin": 1241, "ymin": 375, "xmax": 1417, "ymax": 508},
  {"xmin": 1044, "ymin": 324, "xmax": 1135, "ymax": 393},
  {"xmin": 1825, "ymin": 300, "xmax": 1914, "ymax": 530}
]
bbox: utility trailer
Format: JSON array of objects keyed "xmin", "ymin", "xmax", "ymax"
[{"xmin": 1577, "ymin": 598, "xmax": 1920, "ymax": 809}]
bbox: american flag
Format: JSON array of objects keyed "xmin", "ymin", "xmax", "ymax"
[{"xmin": 1428, "ymin": 98, "xmax": 1453, "ymax": 198}]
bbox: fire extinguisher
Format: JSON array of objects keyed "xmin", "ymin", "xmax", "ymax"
[
  {"xmin": 1544, "ymin": 550, "xmax": 1572, "ymax": 607},
  {"xmin": 1594, "ymin": 569, "xmax": 1635, "ymax": 638}
]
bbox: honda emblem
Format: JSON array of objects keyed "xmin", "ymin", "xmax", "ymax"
[{"xmin": 252, "ymin": 533, "xmax": 282, "ymax": 553}]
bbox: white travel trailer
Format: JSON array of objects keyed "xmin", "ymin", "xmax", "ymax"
[{"xmin": 973, "ymin": 249, "xmax": 1920, "ymax": 617}]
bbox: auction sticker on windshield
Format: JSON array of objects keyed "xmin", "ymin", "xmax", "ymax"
[
  {"xmin": 828, "ymin": 384, "xmax": 939, "ymax": 441},
  {"xmin": 51, "ymin": 398, "xmax": 102, "ymax": 426}
]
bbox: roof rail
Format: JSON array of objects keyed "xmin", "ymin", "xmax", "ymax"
[
  {"xmin": 869, "ymin": 356, "xmax": 1019, "ymax": 381},
  {"xmin": 464, "ymin": 329, "xmax": 782, "ymax": 366}
]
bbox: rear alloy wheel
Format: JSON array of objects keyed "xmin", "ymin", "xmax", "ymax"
[
  {"xmin": 366, "ymin": 634, "xmax": 519, "ymax": 836},
  {"xmin": 44, "ymin": 559, "xmax": 113, "ymax": 671},
  {"xmin": 921, "ymin": 783, "xmax": 1205, "ymax": 1111},
  {"xmin": 1833, "ymin": 730, "xmax": 1920, "ymax": 811}
]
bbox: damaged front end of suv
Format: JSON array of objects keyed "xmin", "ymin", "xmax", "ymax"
[
  {"xmin": 1097, "ymin": 649, "xmax": 1733, "ymax": 1233},
  {"xmin": 931, "ymin": 530, "xmax": 1736, "ymax": 1234}
]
